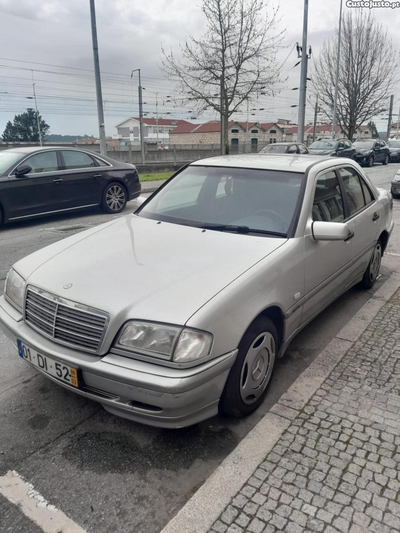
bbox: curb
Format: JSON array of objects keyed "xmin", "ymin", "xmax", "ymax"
[{"xmin": 160, "ymin": 271, "xmax": 400, "ymax": 533}]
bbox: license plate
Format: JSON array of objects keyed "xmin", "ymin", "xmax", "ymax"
[{"xmin": 17, "ymin": 339, "xmax": 79, "ymax": 388}]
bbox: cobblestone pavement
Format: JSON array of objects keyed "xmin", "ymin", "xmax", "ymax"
[{"xmin": 209, "ymin": 288, "xmax": 400, "ymax": 533}]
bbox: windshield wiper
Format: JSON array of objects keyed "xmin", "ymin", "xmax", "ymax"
[{"xmin": 200, "ymin": 223, "xmax": 287, "ymax": 237}]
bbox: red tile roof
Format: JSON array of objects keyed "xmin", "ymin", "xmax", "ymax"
[
  {"xmin": 171, "ymin": 120, "xmax": 282, "ymax": 134},
  {"xmin": 130, "ymin": 117, "xmax": 192, "ymax": 126}
]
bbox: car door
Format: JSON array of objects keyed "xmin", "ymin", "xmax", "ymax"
[
  {"xmin": 374, "ymin": 141, "xmax": 383, "ymax": 162},
  {"xmin": 6, "ymin": 150, "xmax": 64, "ymax": 220},
  {"xmin": 343, "ymin": 140, "xmax": 353, "ymax": 158},
  {"xmin": 59, "ymin": 150, "xmax": 104, "ymax": 208},
  {"xmin": 301, "ymin": 169, "xmax": 354, "ymax": 325},
  {"xmin": 337, "ymin": 166, "xmax": 379, "ymax": 279}
]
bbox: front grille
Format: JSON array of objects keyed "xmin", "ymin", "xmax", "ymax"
[{"xmin": 25, "ymin": 287, "xmax": 108, "ymax": 354}]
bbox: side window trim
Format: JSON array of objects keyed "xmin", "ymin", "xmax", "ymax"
[
  {"xmin": 335, "ymin": 166, "xmax": 375, "ymax": 221},
  {"xmin": 311, "ymin": 169, "xmax": 345, "ymax": 223}
]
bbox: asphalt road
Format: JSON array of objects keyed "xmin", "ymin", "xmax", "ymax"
[{"xmin": 1, "ymin": 163, "xmax": 399, "ymax": 533}]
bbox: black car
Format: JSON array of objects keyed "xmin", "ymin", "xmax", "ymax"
[
  {"xmin": 259, "ymin": 142, "xmax": 309, "ymax": 155},
  {"xmin": 387, "ymin": 139, "xmax": 400, "ymax": 162},
  {"xmin": 0, "ymin": 147, "xmax": 141, "ymax": 225},
  {"xmin": 354, "ymin": 139, "xmax": 390, "ymax": 167},
  {"xmin": 308, "ymin": 138, "xmax": 356, "ymax": 159}
]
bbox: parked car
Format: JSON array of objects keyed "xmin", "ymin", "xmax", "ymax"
[
  {"xmin": 0, "ymin": 147, "xmax": 141, "ymax": 224},
  {"xmin": 0, "ymin": 155, "xmax": 393, "ymax": 428},
  {"xmin": 354, "ymin": 139, "xmax": 390, "ymax": 167},
  {"xmin": 391, "ymin": 169, "xmax": 400, "ymax": 198},
  {"xmin": 387, "ymin": 139, "xmax": 400, "ymax": 162},
  {"xmin": 308, "ymin": 139, "xmax": 356, "ymax": 159},
  {"xmin": 259, "ymin": 142, "xmax": 309, "ymax": 155}
]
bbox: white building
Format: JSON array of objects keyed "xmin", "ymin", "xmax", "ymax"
[{"xmin": 113, "ymin": 117, "xmax": 193, "ymax": 148}]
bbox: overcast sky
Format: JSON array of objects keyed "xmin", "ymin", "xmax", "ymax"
[{"xmin": 0, "ymin": 0, "xmax": 399, "ymax": 137}]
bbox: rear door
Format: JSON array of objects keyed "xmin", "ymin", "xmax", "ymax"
[
  {"xmin": 7, "ymin": 150, "xmax": 63, "ymax": 220},
  {"xmin": 337, "ymin": 166, "xmax": 379, "ymax": 278},
  {"xmin": 301, "ymin": 169, "xmax": 354, "ymax": 324},
  {"xmin": 374, "ymin": 141, "xmax": 383, "ymax": 162},
  {"xmin": 59, "ymin": 150, "xmax": 104, "ymax": 208}
]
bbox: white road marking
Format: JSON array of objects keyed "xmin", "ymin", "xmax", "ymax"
[
  {"xmin": 387, "ymin": 252, "xmax": 400, "ymax": 257},
  {"xmin": 0, "ymin": 470, "xmax": 87, "ymax": 533}
]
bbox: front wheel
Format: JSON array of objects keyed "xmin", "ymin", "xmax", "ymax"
[
  {"xmin": 101, "ymin": 183, "xmax": 127, "ymax": 214},
  {"xmin": 219, "ymin": 317, "xmax": 278, "ymax": 417},
  {"xmin": 360, "ymin": 241, "xmax": 382, "ymax": 290},
  {"xmin": 368, "ymin": 155, "xmax": 374, "ymax": 167},
  {"xmin": 383, "ymin": 154, "xmax": 389, "ymax": 165}
]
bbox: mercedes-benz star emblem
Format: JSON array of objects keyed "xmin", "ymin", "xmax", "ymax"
[{"xmin": 63, "ymin": 283, "xmax": 73, "ymax": 290}]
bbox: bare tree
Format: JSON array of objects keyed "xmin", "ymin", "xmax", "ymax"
[
  {"xmin": 311, "ymin": 10, "xmax": 398, "ymax": 140},
  {"xmin": 161, "ymin": 0, "xmax": 285, "ymax": 153}
]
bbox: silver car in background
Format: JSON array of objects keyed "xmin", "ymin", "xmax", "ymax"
[{"xmin": 0, "ymin": 155, "xmax": 394, "ymax": 428}]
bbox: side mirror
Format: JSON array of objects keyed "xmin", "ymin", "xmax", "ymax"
[
  {"xmin": 312, "ymin": 221, "xmax": 350, "ymax": 241},
  {"xmin": 135, "ymin": 195, "xmax": 147, "ymax": 207},
  {"xmin": 15, "ymin": 164, "xmax": 32, "ymax": 176}
]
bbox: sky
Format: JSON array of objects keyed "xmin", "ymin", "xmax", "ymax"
[{"xmin": 0, "ymin": 0, "xmax": 399, "ymax": 138}]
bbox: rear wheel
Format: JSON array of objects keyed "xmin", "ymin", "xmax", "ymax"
[
  {"xmin": 101, "ymin": 183, "xmax": 127, "ymax": 214},
  {"xmin": 383, "ymin": 154, "xmax": 389, "ymax": 165},
  {"xmin": 219, "ymin": 317, "xmax": 278, "ymax": 417},
  {"xmin": 360, "ymin": 241, "xmax": 382, "ymax": 290}
]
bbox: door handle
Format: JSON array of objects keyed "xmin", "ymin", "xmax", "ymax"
[
  {"xmin": 93, "ymin": 174, "xmax": 102, "ymax": 178},
  {"xmin": 372, "ymin": 212, "xmax": 380, "ymax": 221},
  {"xmin": 53, "ymin": 178, "xmax": 63, "ymax": 184},
  {"xmin": 345, "ymin": 230, "xmax": 355, "ymax": 242}
]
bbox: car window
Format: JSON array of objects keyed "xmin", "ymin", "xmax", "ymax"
[
  {"xmin": 139, "ymin": 165, "xmax": 304, "ymax": 236},
  {"xmin": 345, "ymin": 141, "xmax": 352, "ymax": 149},
  {"xmin": 312, "ymin": 171, "xmax": 344, "ymax": 222},
  {"xmin": 338, "ymin": 141, "xmax": 345, "ymax": 149},
  {"xmin": 23, "ymin": 151, "xmax": 58, "ymax": 174},
  {"xmin": 299, "ymin": 145, "xmax": 308, "ymax": 154},
  {"xmin": 287, "ymin": 145, "xmax": 298, "ymax": 154},
  {"xmin": 92, "ymin": 155, "xmax": 110, "ymax": 166},
  {"xmin": 338, "ymin": 167, "xmax": 366, "ymax": 216},
  {"xmin": 62, "ymin": 150, "xmax": 96, "ymax": 170},
  {"xmin": 0, "ymin": 151, "xmax": 25, "ymax": 174}
]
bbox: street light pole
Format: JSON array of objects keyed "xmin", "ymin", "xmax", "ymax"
[
  {"xmin": 396, "ymin": 106, "xmax": 400, "ymax": 139},
  {"xmin": 313, "ymin": 95, "xmax": 319, "ymax": 143},
  {"xmin": 89, "ymin": 0, "xmax": 106, "ymax": 155},
  {"xmin": 32, "ymin": 82, "xmax": 42, "ymax": 146},
  {"xmin": 387, "ymin": 94, "xmax": 394, "ymax": 140},
  {"xmin": 131, "ymin": 69, "xmax": 145, "ymax": 164},
  {"xmin": 332, "ymin": 0, "xmax": 343, "ymax": 140},
  {"xmin": 155, "ymin": 92, "xmax": 159, "ymax": 149},
  {"xmin": 297, "ymin": 0, "xmax": 309, "ymax": 143}
]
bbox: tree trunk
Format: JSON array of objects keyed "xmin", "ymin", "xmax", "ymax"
[{"xmin": 224, "ymin": 113, "xmax": 229, "ymax": 154}]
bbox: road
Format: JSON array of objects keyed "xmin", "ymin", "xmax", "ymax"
[{"xmin": 1, "ymin": 164, "xmax": 399, "ymax": 533}]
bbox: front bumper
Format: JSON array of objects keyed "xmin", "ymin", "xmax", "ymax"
[
  {"xmin": 0, "ymin": 296, "xmax": 237, "ymax": 428},
  {"xmin": 391, "ymin": 181, "xmax": 400, "ymax": 196},
  {"xmin": 355, "ymin": 154, "xmax": 371, "ymax": 164}
]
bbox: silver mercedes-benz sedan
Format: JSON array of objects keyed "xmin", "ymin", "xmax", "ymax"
[{"xmin": 0, "ymin": 155, "xmax": 394, "ymax": 428}]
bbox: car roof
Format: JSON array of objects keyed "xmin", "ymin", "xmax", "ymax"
[
  {"xmin": 190, "ymin": 154, "xmax": 339, "ymax": 173},
  {"xmin": 267, "ymin": 142, "xmax": 304, "ymax": 146},
  {"xmin": 0, "ymin": 146, "xmax": 94, "ymax": 154}
]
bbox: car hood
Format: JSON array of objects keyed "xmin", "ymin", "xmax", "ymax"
[
  {"xmin": 17, "ymin": 215, "xmax": 286, "ymax": 326},
  {"xmin": 389, "ymin": 147, "xmax": 400, "ymax": 152}
]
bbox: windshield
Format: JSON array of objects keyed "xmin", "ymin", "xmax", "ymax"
[
  {"xmin": 137, "ymin": 166, "xmax": 304, "ymax": 236},
  {"xmin": 260, "ymin": 144, "xmax": 287, "ymax": 154},
  {"xmin": 388, "ymin": 141, "xmax": 400, "ymax": 148},
  {"xmin": 0, "ymin": 151, "xmax": 23, "ymax": 174},
  {"xmin": 309, "ymin": 141, "xmax": 336, "ymax": 150},
  {"xmin": 354, "ymin": 141, "xmax": 374, "ymax": 149}
]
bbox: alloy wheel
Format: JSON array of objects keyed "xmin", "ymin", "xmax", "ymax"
[
  {"xmin": 369, "ymin": 243, "xmax": 382, "ymax": 283},
  {"xmin": 240, "ymin": 332, "xmax": 276, "ymax": 405},
  {"xmin": 106, "ymin": 185, "xmax": 126, "ymax": 212}
]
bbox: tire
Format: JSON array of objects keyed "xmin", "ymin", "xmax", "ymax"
[
  {"xmin": 101, "ymin": 182, "xmax": 127, "ymax": 214},
  {"xmin": 219, "ymin": 317, "xmax": 278, "ymax": 418},
  {"xmin": 368, "ymin": 155, "xmax": 374, "ymax": 167},
  {"xmin": 359, "ymin": 240, "xmax": 382, "ymax": 290},
  {"xmin": 383, "ymin": 154, "xmax": 389, "ymax": 165}
]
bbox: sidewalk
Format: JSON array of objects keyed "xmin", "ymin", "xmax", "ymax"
[{"xmin": 162, "ymin": 273, "xmax": 400, "ymax": 533}]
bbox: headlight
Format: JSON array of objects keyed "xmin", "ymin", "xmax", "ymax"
[
  {"xmin": 115, "ymin": 321, "xmax": 213, "ymax": 363},
  {"xmin": 394, "ymin": 173, "xmax": 400, "ymax": 182},
  {"xmin": 4, "ymin": 269, "xmax": 25, "ymax": 311}
]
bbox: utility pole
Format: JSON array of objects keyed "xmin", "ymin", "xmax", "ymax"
[
  {"xmin": 387, "ymin": 95, "xmax": 394, "ymax": 140},
  {"xmin": 131, "ymin": 69, "xmax": 145, "ymax": 164},
  {"xmin": 32, "ymin": 82, "xmax": 42, "ymax": 146},
  {"xmin": 396, "ymin": 106, "xmax": 400, "ymax": 139},
  {"xmin": 313, "ymin": 95, "xmax": 319, "ymax": 142},
  {"xmin": 155, "ymin": 92, "xmax": 159, "ymax": 149},
  {"xmin": 332, "ymin": 0, "xmax": 343, "ymax": 139},
  {"xmin": 89, "ymin": 0, "xmax": 106, "ymax": 155},
  {"xmin": 297, "ymin": 0, "xmax": 309, "ymax": 143},
  {"xmin": 220, "ymin": 75, "xmax": 225, "ymax": 155},
  {"xmin": 245, "ymin": 98, "xmax": 249, "ymax": 153}
]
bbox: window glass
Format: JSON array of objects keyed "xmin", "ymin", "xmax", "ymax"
[
  {"xmin": 287, "ymin": 145, "xmax": 297, "ymax": 154},
  {"xmin": 338, "ymin": 167, "xmax": 366, "ymax": 215},
  {"xmin": 62, "ymin": 150, "xmax": 96, "ymax": 170},
  {"xmin": 360, "ymin": 176, "xmax": 374, "ymax": 204},
  {"xmin": 231, "ymin": 129, "xmax": 239, "ymax": 133},
  {"xmin": 139, "ymin": 166, "xmax": 304, "ymax": 236},
  {"xmin": 270, "ymin": 129, "xmax": 277, "ymax": 134},
  {"xmin": 299, "ymin": 145, "xmax": 308, "ymax": 154},
  {"xmin": 0, "ymin": 151, "xmax": 24, "ymax": 174},
  {"xmin": 24, "ymin": 151, "xmax": 58, "ymax": 173},
  {"xmin": 251, "ymin": 129, "xmax": 258, "ymax": 134},
  {"xmin": 92, "ymin": 155, "xmax": 110, "ymax": 166},
  {"xmin": 312, "ymin": 171, "xmax": 344, "ymax": 222},
  {"xmin": 345, "ymin": 141, "xmax": 352, "ymax": 148}
]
